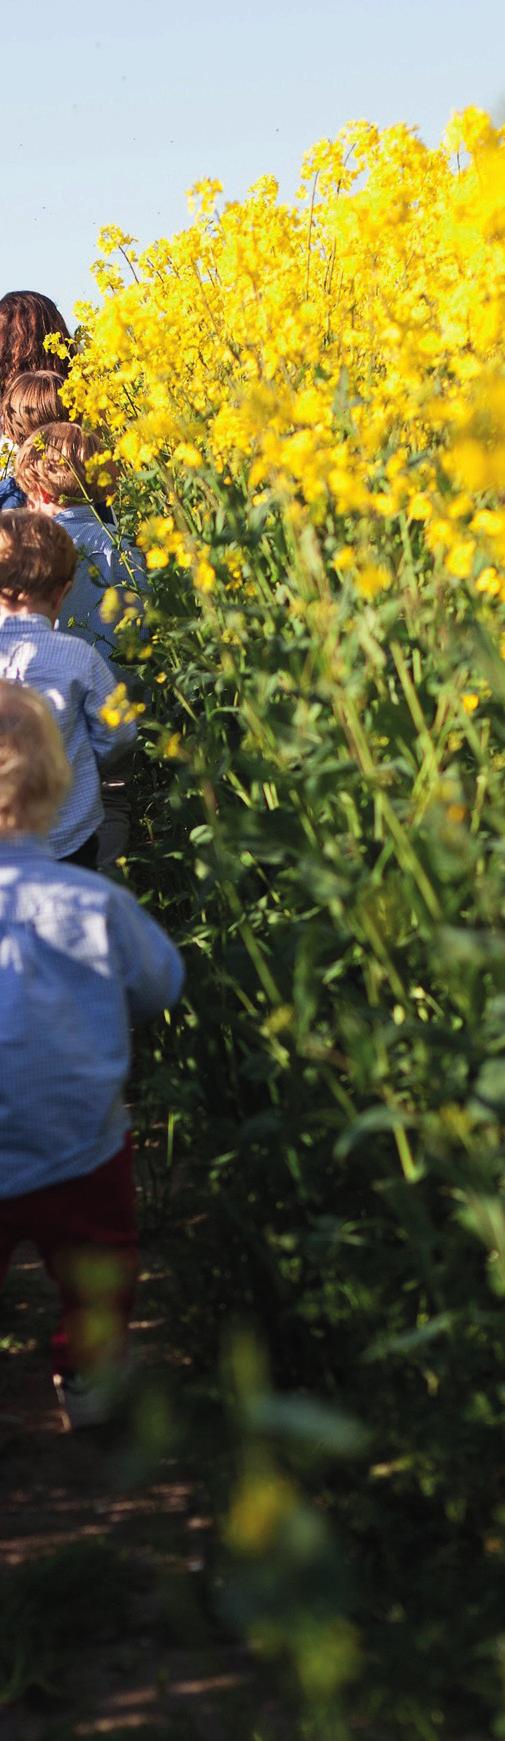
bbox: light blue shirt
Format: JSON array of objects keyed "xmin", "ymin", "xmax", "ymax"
[
  {"xmin": 55, "ymin": 505, "xmax": 148, "ymax": 670},
  {"xmin": 0, "ymin": 838, "xmax": 184, "ymax": 1197},
  {"xmin": 0, "ymin": 614, "xmax": 137, "ymax": 858}
]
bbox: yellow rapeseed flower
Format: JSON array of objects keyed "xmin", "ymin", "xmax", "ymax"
[
  {"xmin": 60, "ymin": 107, "xmax": 505, "ymax": 635},
  {"xmin": 195, "ymin": 557, "xmax": 216, "ymax": 594},
  {"xmin": 100, "ymin": 587, "xmax": 120, "ymax": 623},
  {"xmin": 101, "ymin": 683, "xmax": 144, "ymax": 728}
]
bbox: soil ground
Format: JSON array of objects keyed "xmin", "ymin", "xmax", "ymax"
[
  {"xmin": 0, "ymin": 1205, "xmax": 484, "ymax": 1741},
  {"xmin": 0, "ymin": 1229, "xmax": 281, "ymax": 1741}
]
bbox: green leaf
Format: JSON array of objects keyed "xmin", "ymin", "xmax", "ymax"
[{"xmin": 335, "ymin": 1104, "xmax": 411, "ymax": 1159}]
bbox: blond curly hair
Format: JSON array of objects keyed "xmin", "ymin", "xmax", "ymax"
[
  {"xmin": 15, "ymin": 421, "xmax": 113, "ymax": 506},
  {"xmin": 0, "ymin": 680, "xmax": 71, "ymax": 834}
]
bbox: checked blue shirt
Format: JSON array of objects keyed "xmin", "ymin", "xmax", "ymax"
[
  {"xmin": 56, "ymin": 505, "xmax": 148, "ymax": 670},
  {"xmin": 0, "ymin": 613, "xmax": 137, "ymax": 858},
  {"xmin": 0, "ymin": 838, "xmax": 184, "ymax": 1197}
]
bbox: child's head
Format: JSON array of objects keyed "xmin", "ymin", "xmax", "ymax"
[
  {"xmin": 15, "ymin": 422, "xmax": 108, "ymax": 509},
  {"xmin": 0, "ymin": 679, "xmax": 71, "ymax": 836},
  {"xmin": 0, "ymin": 510, "xmax": 77, "ymax": 613},
  {"xmin": 0, "ymin": 291, "xmax": 72, "ymax": 400},
  {"xmin": 1, "ymin": 371, "xmax": 70, "ymax": 444}
]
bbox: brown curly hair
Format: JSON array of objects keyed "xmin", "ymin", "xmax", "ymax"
[
  {"xmin": 1, "ymin": 370, "xmax": 69, "ymax": 444},
  {"xmin": 0, "ymin": 291, "xmax": 72, "ymax": 401},
  {"xmin": 0, "ymin": 510, "xmax": 77, "ymax": 605}
]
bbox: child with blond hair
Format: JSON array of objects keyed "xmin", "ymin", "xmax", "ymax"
[
  {"xmin": 0, "ymin": 679, "xmax": 183, "ymax": 1428},
  {"xmin": 0, "ymin": 511, "xmax": 136, "ymax": 868}
]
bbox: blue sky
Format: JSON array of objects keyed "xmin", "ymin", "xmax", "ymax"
[{"xmin": 1, "ymin": 0, "xmax": 504, "ymax": 322}]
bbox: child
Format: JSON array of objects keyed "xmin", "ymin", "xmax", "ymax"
[
  {"xmin": 0, "ymin": 370, "xmax": 69, "ymax": 511},
  {"xmin": 2, "ymin": 368, "xmax": 69, "ymax": 445},
  {"xmin": 0, "ymin": 370, "xmax": 114, "ymax": 521},
  {"xmin": 0, "ymin": 679, "xmax": 183, "ymax": 1429},
  {"xmin": 14, "ymin": 421, "xmax": 146, "ymax": 664},
  {"xmin": 0, "ymin": 510, "xmax": 137, "ymax": 869},
  {"xmin": 15, "ymin": 422, "xmax": 147, "ymax": 870}
]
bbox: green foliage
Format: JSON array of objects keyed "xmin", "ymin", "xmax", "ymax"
[{"xmin": 116, "ymin": 483, "xmax": 505, "ymax": 1737}]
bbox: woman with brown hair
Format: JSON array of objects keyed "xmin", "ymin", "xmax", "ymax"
[{"xmin": 0, "ymin": 290, "xmax": 72, "ymax": 402}]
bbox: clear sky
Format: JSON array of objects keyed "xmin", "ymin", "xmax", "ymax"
[{"xmin": 1, "ymin": 0, "xmax": 503, "ymax": 323}]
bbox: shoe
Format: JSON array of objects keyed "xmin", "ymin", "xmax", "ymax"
[{"xmin": 53, "ymin": 1357, "xmax": 134, "ymax": 1431}]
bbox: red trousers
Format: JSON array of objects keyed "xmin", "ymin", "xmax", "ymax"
[{"xmin": 0, "ymin": 1137, "xmax": 138, "ymax": 1375}]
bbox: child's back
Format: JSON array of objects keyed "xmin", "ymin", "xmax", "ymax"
[
  {"xmin": 0, "ymin": 612, "xmax": 135, "ymax": 857},
  {"xmin": 0, "ymin": 511, "xmax": 136, "ymax": 863},
  {"xmin": 0, "ymin": 839, "xmax": 183, "ymax": 1197},
  {"xmin": 14, "ymin": 424, "xmax": 147, "ymax": 669},
  {"xmin": 14, "ymin": 426, "xmax": 147, "ymax": 868},
  {"xmin": 55, "ymin": 502, "xmax": 147, "ymax": 667},
  {"xmin": 0, "ymin": 678, "xmax": 183, "ymax": 1427},
  {"xmin": 0, "ymin": 476, "xmax": 25, "ymax": 511}
]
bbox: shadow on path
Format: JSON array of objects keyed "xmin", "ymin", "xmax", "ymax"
[{"xmin": 0, "ymin": 1245, "xmax": 277, "ymax": 1741}]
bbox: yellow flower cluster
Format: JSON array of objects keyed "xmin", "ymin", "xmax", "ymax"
[
  {"xmin": 100, "ymin": 682, "xmax": 145, "ymax": 728},
  {"xmin": 62, "ymin": 109, "xmax": 505, "ymax": 612}
]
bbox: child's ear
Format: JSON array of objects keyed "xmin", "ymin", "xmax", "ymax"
[{"xmin": 49, "ymin": 581, "xmax": 72, "ymax": 620}]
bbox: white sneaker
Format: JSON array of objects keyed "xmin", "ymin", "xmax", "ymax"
[{"xmin": 53, "ymin": 1358, "xmax": 134, "ymax": 1431}]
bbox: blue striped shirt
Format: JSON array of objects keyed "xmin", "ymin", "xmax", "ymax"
[
  {"xmin": 0, "ymin": 613, "xmax": 137, "ymax": 858},
  {"xmin": 55, "ymin": 506, "xmax": 148, "ymax": 670},
  {"xmin": 0, "ymin": 838, "xmax": 184, "ymax": 1197}
]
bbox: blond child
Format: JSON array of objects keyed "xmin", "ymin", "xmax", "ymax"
[
  {"xmin": 0, "ymin": 679, "xmax": 183, "ymax": 1428},
  {"xmin": 0, "ymin": 511, "xmax": 136, "ymax": 868}
]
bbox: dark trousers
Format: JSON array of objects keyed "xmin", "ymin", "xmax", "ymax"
[
  {"xmin": 0, "ymin": 1138, "xmax": 138, "ymax": 1375},
  {"xmin": 98, "ymin": 754, "xmax": 133, "ymax": 873},
  {"xmin": 62, "ymin": 832, "xmax": 99, "ymax": 870}
]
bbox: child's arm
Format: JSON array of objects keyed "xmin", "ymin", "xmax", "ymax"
[
  {"xmin": 83, "ymin": 646, "xmax": 138, "ymax": 766},
  {"xmin": 110, "ymin": 886, "xmax": 185, "ymax": 1020}
]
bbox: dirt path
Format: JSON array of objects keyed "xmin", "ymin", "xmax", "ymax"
[{"xmin": 0, "ymin": 1239, "xmax": 276, "ymax": 1741}]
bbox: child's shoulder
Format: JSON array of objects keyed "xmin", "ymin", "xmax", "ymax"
[
  {"xmin": 50, "ymin": 860, "xmax": 133, "ymax": 906},
  {"xmin": 9, "ymin": 856, "xmax": 121, "ymax": 967},
  {"xmin": 49, "ymin": 623, "xmax": 98, "ymax": 664},
  {"xmin": 57, "ymin": 508, "xmax": 141, "ymax": 569},
  {"xmin": 0, "ymin": 476, "xmax": 26, "ymax": 511},
  {"xmin": 49, "ymin": 864, "xmax": 148, "ymax": 940}
]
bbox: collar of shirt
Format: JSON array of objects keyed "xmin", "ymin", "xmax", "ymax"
[
  {"xmin": 0, "ymin": 611, "xmax": 52, "ymax": 630},
  {"xmin": 57, "ymin": 506, "xmax": 100, "ymax": 526},
  {"xmin": 0, "ymin": 834, "xmax": 54, "ymax": 861}
]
